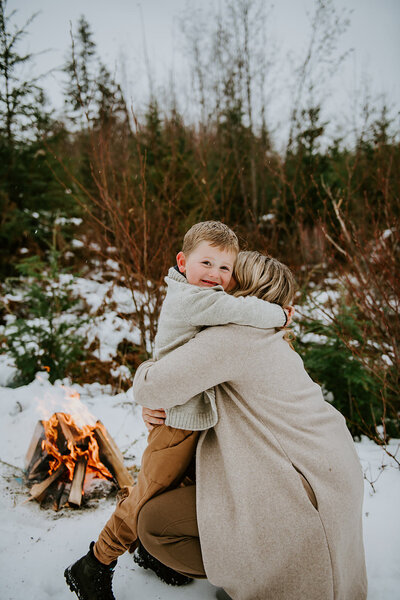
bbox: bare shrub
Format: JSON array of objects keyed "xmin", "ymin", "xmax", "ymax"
[
  {"xmin": 320, "ymin": 185, "xmax": 399, "ymax": 452},
  {"xmin": 66, "ymin": 118, "xmax": 182, "ymax": 355}
]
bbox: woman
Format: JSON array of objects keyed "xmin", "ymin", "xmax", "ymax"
[{"xmin": 133, "ymin": 251, "xmax": 367, "ymax": 600}]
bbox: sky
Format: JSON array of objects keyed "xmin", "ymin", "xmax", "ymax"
[{"xmin": 5, "ymin": 0, "xmax": 400, "ymax": 146}]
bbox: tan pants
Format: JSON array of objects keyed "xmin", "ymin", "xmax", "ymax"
[
  {"xmin": 93, "ymin": 425, "xmax": 199, "ymax": 565},
  {"xmin": 137, "ymin": 484, "xmax": 206, "ymax": 578}
]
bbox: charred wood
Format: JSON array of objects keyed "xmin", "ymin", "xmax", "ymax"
[{"xmin": 29, "ymin": 465, "xmax": 66, "ymax": 502}]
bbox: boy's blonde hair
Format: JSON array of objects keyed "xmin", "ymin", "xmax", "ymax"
[
  {"xmin": 233, "ymin": 251, "xmax": 296, "ymax": 307},
  {"xmin": 182, "ymin": 221, "xmax": 239, "ymax": 256}
]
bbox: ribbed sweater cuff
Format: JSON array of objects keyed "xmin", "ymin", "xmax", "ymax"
[{"xmin": 165, "ymin": 408, "xmax": 218, "ymax": 431}]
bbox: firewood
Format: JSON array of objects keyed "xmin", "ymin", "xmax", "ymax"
[
  {"xmin": 29, "ymin": 465, "xmax": 66, "ymax": 502},
  {"xmin": 53, "ymin": 481, "xmax": 66, "ymax": 511},
  {"xmin": 25, "ymin": 421, "xmax": 45, "ymax": 471},
  {"xmin": 56, "ymin": 412, "xmax": 82, "ymax": 452},
  {"xmin": 25, "ymin": 414, "xmax": 132, "ymax": 508},
  {"xmin": 58, "ymin": 482, "xmax": 71, "ymax": 509},
  {"xmin": 68, "ymin": 456, "xmax": 88, "ymax": 507},
  {"xmin": 94, "ymin": 421, "xmax": 133, "ymax": 488},
  {"xmin": 27, "ymin": 454, "xmax": 50, "ymax": 481}
]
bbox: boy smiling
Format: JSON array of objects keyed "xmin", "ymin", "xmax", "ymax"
[{"xmin": 176, "ymin": 239, "xmax": 236, "ymax": 288}]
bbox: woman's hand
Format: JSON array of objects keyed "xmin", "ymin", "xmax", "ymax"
[{"xmin": 142, "ymin": 407, "xmax": 166, "ymax": 432}]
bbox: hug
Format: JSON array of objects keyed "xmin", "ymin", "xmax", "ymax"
[{"xmin": 65, "ymin": 221, "xmax": 367, "ymax": 600}]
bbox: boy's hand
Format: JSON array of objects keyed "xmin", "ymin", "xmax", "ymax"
[
  {"xmin": 284, "ymin": 305, "xmax": 295, "ymax": 326},
  {"xmin": 142, "ymin": 407, "xmax": 166, "ymax": 431}
]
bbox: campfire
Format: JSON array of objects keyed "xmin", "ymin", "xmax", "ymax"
[{"xmin": 25, "ymin": 412, "xmax": 133, "ymax": 510}]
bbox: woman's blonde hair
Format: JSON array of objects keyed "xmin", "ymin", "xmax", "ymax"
[{"xmin": 233, "ymin": 251, "xmax": 296, "ymax": 308}]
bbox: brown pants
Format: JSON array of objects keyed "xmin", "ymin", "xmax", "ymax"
[
  {"xmin": 93, "ymin": 425, "xmax": 199, "ymax": 565},
  {"xmin": 137, "ymin": 484, "xmax": 206, "ymax": 578}
]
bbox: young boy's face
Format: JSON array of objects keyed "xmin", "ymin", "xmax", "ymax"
[{"xmin": 177, "ymin": 240, "xmax": 236, "ymax": 290}]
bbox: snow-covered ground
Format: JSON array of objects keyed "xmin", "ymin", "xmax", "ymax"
[{"xmin": 0, "ymin": 369, "xmax": 399, "ymax": 600}]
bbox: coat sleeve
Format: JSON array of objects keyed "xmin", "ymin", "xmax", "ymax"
[
  {"xmin": 133, "ymin": 326, "xmax": 243, "ymax": 409},
  {"xmin": 181, "ymin": 287, "xmax": 286, "ymax": 329}
]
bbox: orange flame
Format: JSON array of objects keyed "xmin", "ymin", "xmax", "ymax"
[
  {"xmin": 42, "ymin": 414, "xmax": 112, "ymax": 482},
  {"xmin": 33, "ymin": 373, "xmax": 114, "ymax": 492}
]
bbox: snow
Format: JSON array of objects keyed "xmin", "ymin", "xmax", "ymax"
[
  {"xmin": 54, "ymin": 217, "xmax": 83, "ymax": 227},
  {"xmin": 359, "ymin": 439, "xmax": 400, "ymax": 598},
  {"xmin": 85, "ymin": 311, "xmax": 141, "ymax": 362},
  {"xmin": 71, "ymin": 239, "xmax": 84, "ymax": 248},
  {"xmin": 382, "ymin": 229, "xmax": 393, "ymax": 240},
  {"xmin": 0, "ymin": 372, "xmax": 398, "ymax": 599}
]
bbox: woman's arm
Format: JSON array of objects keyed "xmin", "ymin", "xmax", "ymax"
[{"xmin": 133, "ymin": 325, "xmax": 242, "ymax": 410}]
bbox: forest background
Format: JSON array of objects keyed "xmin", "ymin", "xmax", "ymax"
[{"xmin": 0, "ymin": 0, "xmax": 399, "ymax": 454}]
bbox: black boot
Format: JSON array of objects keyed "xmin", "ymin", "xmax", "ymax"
[
  {"xmin": 133, "ymin": 540, "xmax": 193, "ymax": 586},
  {"xmin": 64, "ymin": 542, "xmax": 117, "ymax": 600}
]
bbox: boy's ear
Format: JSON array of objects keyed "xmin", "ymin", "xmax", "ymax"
[{"xmin": 176, "ymin": 252, "xmax": 186, "ymax": 273}]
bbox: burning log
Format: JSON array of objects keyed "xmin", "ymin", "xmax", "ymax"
[
  {"xmin": 27, "ymin": 454, "xmax": 50, "ymax": 481},
  {"xmin": 53, "ymin": 481, "xmax": 66, "ymax": 511},
  {"xmin": 25, "ymin": 421, "xmax": 46, "ymax": 472},
  {"xmin": 25, "ymin": 413, "xmax": 133, "ymax": 510},
  {"xmin": 68, "ymin": 456, "xmax": 88, "ymax": 507},
  {"xmin": 29, "ymin": 465, "xmax": 66, "ymax": 502},
  {"xmin": 58, "ymin": 482, "xmax": 71, "ymax": 510},
  {"xmin": 94, "ymin": 421, "xmax": 133, "ymax": 489},
  {"xmin": 56, "ymin": 412, "xmax": 81, "ymax": 453}
]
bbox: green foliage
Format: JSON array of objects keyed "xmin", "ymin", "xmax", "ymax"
[
  {"xmin": 0, "ymin": 0, "xmax": 50, "ymax": 145},
  {"xmin": 296, "ymin": 304, "xmax": 384, "ymax": 439},
  {"xmin": 0, "ymin": 3, "xmax": 82, "ymax": 277},
  {"xmin": 1, "ymin": 251, "xmax": 88, "ymax": 386}
]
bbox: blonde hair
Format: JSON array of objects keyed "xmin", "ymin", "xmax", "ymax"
[
  {"xmin": 182, "ymin": 221, "xmax": 239, "ymax": 256},
  {"xmin": 233, "ymin": 251, "xmax": 296, "ymax": 307}
]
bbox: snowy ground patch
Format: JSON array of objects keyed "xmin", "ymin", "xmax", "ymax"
[
  {"xmin": 358, "ymin": 437, "xmax": 400, "ymax": 599},
  {"xmin": 0, "ymin": 375, "xmax": 398, "ymax": 599}
]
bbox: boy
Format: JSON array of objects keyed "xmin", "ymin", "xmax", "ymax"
[{"xmin": 64, "ymin": 222, "xmax": 289, "ymax": 600}]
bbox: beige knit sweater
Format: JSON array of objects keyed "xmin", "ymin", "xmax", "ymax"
[
  {"xmin": 133, "ymin": 324, "xmax": 367, "ymax": 600},
  {"xmin": 153, "ymin": 267, "xmax": 286, "ymax": 430}
]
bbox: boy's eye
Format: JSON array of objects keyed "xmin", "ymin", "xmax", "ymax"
[{"xmin": 202, "ymin": 261, "xmax": 211, "ymax": 266}]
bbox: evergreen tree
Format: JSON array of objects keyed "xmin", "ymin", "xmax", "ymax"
[
  {"xmin": 0, "ymin": 1, "xmax": 50, "ymax": 200},
  {"xmin": 0, "ymin": 0, "xmax": 59, "ymax": 276},
  {"xmin": 0, "ymin": 2, "xmax": 84, "ymax": 278},
  {"xmin": 63, "ymin": 15, "xmax": 96, "ymax": 123},
  {"xmin": 63, "ymin": 15, "xmax": 129, "ymax": 128}
]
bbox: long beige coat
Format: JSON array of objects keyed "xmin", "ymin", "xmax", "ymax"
[{"xmin": 133, "ymin": 325, "xmax": 368, "ymax": 600}]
